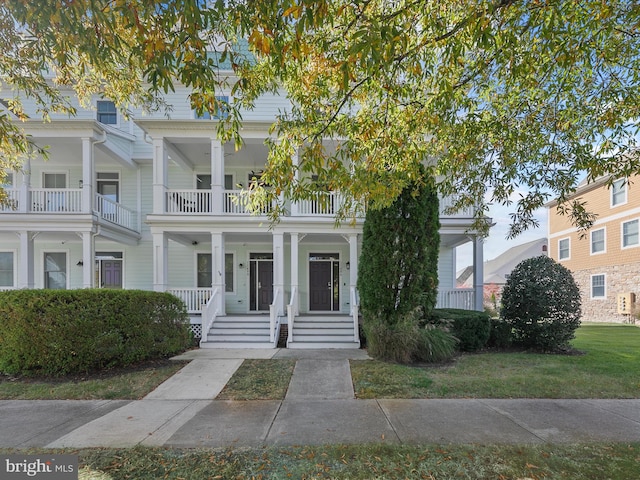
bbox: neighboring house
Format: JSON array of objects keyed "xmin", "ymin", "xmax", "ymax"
[
  {"xmin": 0, "ymin": 71, "xmax": 488, "ymax": 349},
  {"xmin": 547, "ymin": 174, "xmax": 640, "ymax": 323},
  {"xmin": 457, "ymin": 238, "xmax": 548, "ymax": 312}
]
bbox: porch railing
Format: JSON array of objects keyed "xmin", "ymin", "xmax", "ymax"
[
  {"xmin": 166, "ymin": 189, "xmax": 212, "ymax": 214},
  {"xmin": 168, "ymin": 288, "xmax": 213, "ymax": 313},
  {"xmin": 0, "ymin": 188, "xmax": 19, "ymax": 212},
  {"xmin": 269, "ymin": 287, "xmax": 282, "ymax": 344},
  {"xmin": 95, "ymin": 193, "xmax": 138, "ymax": 230},
  {"xmin": 439, "ymin": 195, "xmax": 475, "ymax": 217},
  {"xmin": 297, "ymin": 192, "xmax": 339, "ymax": 216},
  {"xmin": 223, "ymin": 190, "xmax": 274, "ymax": 215},
  {"xmin": 350, "ymin": 286, "xmax": 360, "ymax": 345},
  {"xmin": 436, "ymin": 288, "xmax": 475, "ymax": 310},
  {"xmin": 287, "ymin": 286, "xmax": 298, "ymax": 347},
  {"xmin": 200, "ymin": 287, "xmax": 221, "ymax": 345},
  {"xmin": 30, "ymin": 188, "xmax": 82, "ymax": 213}
]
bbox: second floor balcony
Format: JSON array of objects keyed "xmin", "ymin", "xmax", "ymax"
[{"xmin": 0, "ymin": 188, "xmax": 138, "ymax": 231}]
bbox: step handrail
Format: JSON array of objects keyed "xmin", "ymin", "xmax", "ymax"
[
  {"xmin": 286, "ymin": 286, "xmax": 298, "ymax": 347},
  {"xmin": 200, "ymin": 287, "xmax": 220, "ymax": 346},
  {"xmin": 350, "ymin": 286, "xmax": 360, "ymax": 344},
  {"xmin": 269, "ymin": 287, "xmax": 282, "ymax": 344}
]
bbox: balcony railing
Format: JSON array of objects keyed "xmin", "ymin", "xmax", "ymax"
[
  {"xmin": 31, "ymin": 188, "xmax": 83, "ymax": 212},
  {"xmin": 297, "ymin": 192, "xmax": 339, "ymax": 216},
  {"xmin": 166, "ymin": 189, "xmax": 212, "ymax": 214},
  {"xmin": 436, "ymin": 288, "xmax": 475, "ymax": 310},
  {"xmin": 167, "ymin": 288, "xmax": 213, "ymax": 313},
  {"xmin": 439, "ymin": 195, "xmax": 475, "ymax": 217},
  {"xmin": 95, "ymin": 194, "xmax": 138, "ymax": 231},
  {"xmin": 0, "ymin": 188, "xmax": 19, "ymax": 212}
]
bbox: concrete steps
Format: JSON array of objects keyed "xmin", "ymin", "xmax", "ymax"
[
  {"xmin": 288, "ymin": 315, "xmax": 360, "ymax": 349},
  {"xmin": 200, "ymin": 316, "xmax": 275, "ymax": 349}
]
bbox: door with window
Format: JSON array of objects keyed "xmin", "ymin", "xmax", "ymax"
[
  {"xmin": 309, "ymin": 254, "xmax": 340, "ymax": 311},
  {"xmin": 43, "ymin": 173, "xmax": 67, "ymax": 211},
  {"xmin": 249, "ymin": 253, "xmax": 273, "ymax": 311},
  {"xmin": 97, "ymin": 173, "xmax": 120, "ymax": 220},
  {"xmin": 44, "ymin": 252, "xmax": 67, "ymax": 289}
]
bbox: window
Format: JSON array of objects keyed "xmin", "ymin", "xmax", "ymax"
[
  {"xmin": 194, "ymin": 95, "xmax": 229, "ymax": 120},
  {"xmin": 197, "ymin": 253, "xmax": 234, "ymax": 292},
  {"xmin": 611, "ymin": 178, "xmax": 627, "ymax": 207},
  {"xmin": 0, "ymin": 252, "xmax": 14, "ymax": 287},
  {"xmin": 196, "ymin": 174, "xmax": 234, "ymax": 190},
  {"xmin": 622, "ymin": 219, "xmax": 639, "ymax": 248},
  {"xmin": 97, "ymin": 100, "xmax": 117, "ymax": 125},
  {"xmin": 1, "ymin": 172, "xmax": 13, "ymax": 187},
  {"xmin": 43, "ymin": 173, "xmax": 66, "ymax": 188},
  {"xmin": 590, "ymin": 228, "xmax": 605, "ymax": 254},
  {"xmin": 591, "ymin": 274, "xmax": 606, "ymax": 299},
  {"xmin": 558, "ymin": 238, "xmax": 570, "ymax": 260},
  {"xmin": 44, "ymin": 252, "xmax": 67, "ymax": 289},
  {"xmin": 96, "ymin": 172, "xmax": 119, "ymax": 202}
]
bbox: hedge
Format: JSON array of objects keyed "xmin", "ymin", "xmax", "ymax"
[
  {"xmin": 430, "ymin": 308, "xmax": 491, "ymax": 352},
  {"xmin": 0, "ymin": 289, "xmax": 191, "ymax": 376}
]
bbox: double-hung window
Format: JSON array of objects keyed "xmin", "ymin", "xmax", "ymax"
[
  {"xmin": 44, "ymin": 252, "xmax": 67, "ymax": 290},
  {"xmin": 0, "ymin": 252, "xmax": 14, "ymax": 288},
  {"xmin": 622, "ymin": 219, "xmax": 639, "ymax": 248},
  {"xmin": 591, "ymin": 274, "xmax": 606, "ymax": 299},
  {"xmin": 197, "ymin": 253, "xmax": 234, "ymax": 292},
  {"xmin": 611, "ymin": 178, "xmax": 627, "ymax": 207},
  {"xmin": 590, "ymin": 228, "xmax": 605, "ymax": 254},
  {"xmin": 558, "ymin": 238, "xmax": 570, "ymax": 260},
  {"xmin": 97, "ymin": 100, "xmax": 117, "ymax": 125}
]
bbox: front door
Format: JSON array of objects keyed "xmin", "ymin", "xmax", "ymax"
[
  {"xmin": 249, "ymin": 253, "xmax": 273, "ymax": 311},
  {"xmin": 101, "ymin": 260, "xmax": 123, "ymax": 288},
  {"xmin": 309, "ymin": 253, "xmax": 340, "ymax": 311}
]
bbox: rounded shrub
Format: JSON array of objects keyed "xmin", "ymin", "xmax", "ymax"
[
  {"xmin": 500, "ymin": 256, "xmax": 581, "ymax": 351},
  {"xmin": 0, "ymin": 289, "xmax": 191, "ymax": 376}
]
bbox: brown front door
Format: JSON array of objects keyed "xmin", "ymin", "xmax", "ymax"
[
  {"xmin": 101, "ymin": 260, "xmax": 123, "ymax": 289},
  {"xmin": 250, "ymin": 254, "xmax": 273, "ymax": 311},
  {"xmin": 309, "ymin": 254, "xmax": 340, "ymax": 311}
]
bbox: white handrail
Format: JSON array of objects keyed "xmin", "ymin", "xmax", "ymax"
[
  {"xmin": 350, "ymin": 287, "xmax": 360, "ymax": 344},
  {"xmin": 269, "ymin": 287, "xmax": 281, "ymax": 344},
  {"xmin": 200, "ymin": 287, "xmax": 220, "ymax": 346},
  {"xmin": 286, "ymin": 286, "xmax": 298, "ymax": 347},
  {"xmin": 95, "ymin": 193, "xmax": 138, "ymax": 230}
]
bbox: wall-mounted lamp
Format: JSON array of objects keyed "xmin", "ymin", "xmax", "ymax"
[
  {"xmin": 78, "ymin": 180, "xmax": 83, "ymax": 188},
  {"xmin": 346, "ymin": 261, "xmax": 350, "ymax": 270},
  {"xmin": 76, "ymin": 260, "xmax": 84, "ymax": 266},
  {"xmin": 238, "ymin": 263, "xmax": 245, "ymax": 269}
]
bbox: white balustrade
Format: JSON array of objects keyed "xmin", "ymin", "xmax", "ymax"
[
  {"xmin": 286, "ymin": 286, "xmax": 298, "ymax": 347},
  {"xmin": 436, "ymin": 288, "xmax": 475, "ymax": 310},
  {"xmin": 167, "ymin": 288, "xmax": 213, "ymax": 313},
  {"xmin": 439, "ymin": 195, "xmax": 475, "ymax": 217},
  {"xmin": 296, "ymin": 192, "xmax": 339, "ymax": 216},
  {"xmin": 166, "ymin": 189, "xmax": 212, "ymax": 214},
  {"xmin": 30, "ymin": 188, "xmax": 83, "ymax": 212},
  {"xmin": 0, "ymin": 189, "xmax": 19, "ymax": 212},
  {"xmin": 95, "ymin": 194, "xmax": 137, "ymax": 230},
  {"xmin": 350, "ymin": 286, "xmax": 360, "ymax": 343}
]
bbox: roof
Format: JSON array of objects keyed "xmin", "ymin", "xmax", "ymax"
[{"xmin": 457, "ymin": 238, "xmax": 549, "ymax": 286}]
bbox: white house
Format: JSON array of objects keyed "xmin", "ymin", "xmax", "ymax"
[{"xmin": 0, "ymin": 74, "xmax": 487, "ymax": 349}]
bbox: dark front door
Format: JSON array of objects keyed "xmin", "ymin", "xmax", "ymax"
[
  {"xmin": 101, "ymin": 260, "xmax": 122, "ymax": 288},
  {"xmin": 249, "ymin": 254, "xmax": 273, "ymax": 311},
  {"xmin": 309, "ymin": 254, "xmax": 340, "ymax": 311}
]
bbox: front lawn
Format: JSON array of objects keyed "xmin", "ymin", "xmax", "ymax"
[{"xmin": 351, "ymin": 324, "xmax": 640, "ymax": 399}]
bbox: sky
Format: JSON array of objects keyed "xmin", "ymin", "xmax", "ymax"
[{"xmin": 455, "ymin": 201, "xmax": 549, "ymax": 273}]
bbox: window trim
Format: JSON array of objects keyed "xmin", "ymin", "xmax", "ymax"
[
  {"xmin": 590, "ymin": 227, "xmax": 606, "ymax": 255},
  {"xmin": 0, "ymin": 250, "xmax": 16, "ymax": 288},
  {"xmin": 611, "ymin": 178, "xmax": 627, "ymax": 207},
  {"xmin": 621, "ymin": 218, "xmax": 640, "ymax": 249},
  {"xmin": 43, "ymin": 251, "xmax": 68, "ymax": 290},
  {"xmin": 590, "ymin": 273, "xmax": 606, "ymax": 300},
  {"xmin": 96, "ymin": 100, "xmax": 119, "ymax": 126},
  {"xmin": 558, "ymin": 237, "xmax": 571, "ymax": 261}
]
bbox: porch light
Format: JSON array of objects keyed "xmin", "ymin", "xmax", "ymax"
[
  {"xmin": 78, "ymin": 180, "xmax": 83, "ymax": 188},
  {"xmin": 238, "ymin": 263, "xmax": 244, "ymax": 269},
  {"xmin": 346, "ymin": 261, "xmax": 350, "ymax": 270},
  {"xmin": 76, "ymin": 260, "xmax": 83, "ymax": 266}
]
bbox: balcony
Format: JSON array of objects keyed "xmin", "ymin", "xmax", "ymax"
[{"xmin": 0, "ymin": 188, "xmax": 138, "ymax": 231}]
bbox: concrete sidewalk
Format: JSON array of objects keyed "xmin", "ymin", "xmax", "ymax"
[{"xmin": 1, "ymin": 348, "xmax": 639, "ymax": 448}]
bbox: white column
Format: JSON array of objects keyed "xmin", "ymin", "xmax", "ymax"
[
  {"xmin": 348, "ymin": 233, "xmax": 358, "ymax": 289},
  {"xmin": 17, "ymin": 231, "xmax": 34, "ymax": 289},
  {"xmin": 273, "ymin": 231, "xmax": 285, "ymax": 314},
  {"xmin": 81, "ymin": 231, "xmax": 94, "ymax": 288},
  {"xmin": 19, "ymin": 158, "xmax": 31, "ymax": 213},
  {"xmin": 211, "ymin": 232, "xmax": 226, "ymax": 314},
  {"xmin": 152, "ymin": 138, "xmax": 168, "ymax": 214},
  {"xmin": 211, "ymin": 139, "xmax": 224, "ymax": 215},
  {"xmin": 473, "ymin": 236, "xmax": 484, "ymax": 311},
  {"xmin": 152, "ymin": 231, "xmax": 168, "ymax": 291},
  {"xmin": 81, "ymin": 137, "xmax": 94, "ymax": 213}
]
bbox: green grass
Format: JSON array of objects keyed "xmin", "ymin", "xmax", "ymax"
[
  {"xmin": 0, "ymin": 362, "xmax": 187, "ymax": 400},
  {"xmin": 216, "ymin": 359, "xmax": 296, "ymax": 400},
  {"xmin": 4, "ymin": 444, "xmax": 638, "ymax": 479},
  {"xmin": 352, "ymin": 325, "xmax": 640, "ymax": 399}
]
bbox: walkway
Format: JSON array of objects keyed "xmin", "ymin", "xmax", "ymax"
[{"xmin": 1, "ymin": 349, "xmax": 639, "ymax": 448}]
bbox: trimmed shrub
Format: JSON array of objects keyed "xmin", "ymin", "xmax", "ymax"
[
  {"xmin": 500, "ymin": 256, "xmax": 582, "ymax": 351},
  {"xmin": 487, "ymin": 318, "xmax": 513, "ymax": 349},
  {"xmin": 0, "ymin": 289, "xmax": 190, "ymax": 376},
  {"xmin": 363, "ymin": 309, "xmax": 457, "ymax": 364},
  {"xmin": 430, "ymin": 308, "xmax": 491, "ymax": 352}
]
